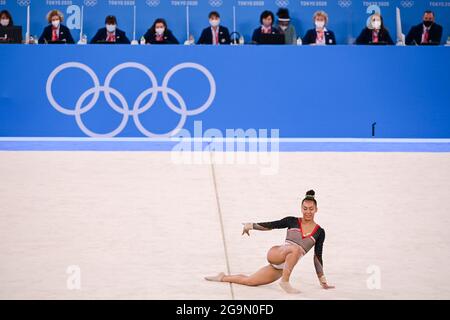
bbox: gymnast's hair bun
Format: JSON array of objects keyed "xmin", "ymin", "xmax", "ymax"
[{"xmin": 305, "ymin": 190, "xmax": 315, "ymax": 198}]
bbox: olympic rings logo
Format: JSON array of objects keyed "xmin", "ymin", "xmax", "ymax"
[
  {"xmin": 400, "ymin": 1, "xmax": 414, "ymax": 8},
  {"xmin": 84, "ymin": 0, "xmax": 98, "ymax": 7},
  {"xmin": 16, "ymin": 0, "xmax": 30, "ymax": 6},
  {"xmin": 338, "ymin": 0, "xmax": 352, "ymax": 8},
  {"xmin": 209, "ymin": 0, "xmax": 223, "ymax": 7},
  {"xmin": 275, "ymin": 0, "xmax": 289, "ymax": 8},
  {"xmin": 46, "ymin": 62, "xmax": 216, "ymax": 138},
  {"xmin": 146, "ymin": 0, "xmax": 160, "ymax": 7}
]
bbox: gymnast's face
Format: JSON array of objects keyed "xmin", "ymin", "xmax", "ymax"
[{"xmin": 301, "ymin": 200, "xmax": 317, "ymax": 222}]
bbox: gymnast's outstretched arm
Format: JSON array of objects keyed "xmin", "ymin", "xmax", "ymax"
[{"xmin": 242, "ymin": 216, "xmax": 295, "ymax": 236}]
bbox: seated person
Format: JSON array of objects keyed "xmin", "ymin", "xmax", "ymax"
[
  {"xmin": 197, "ymin": 11, "xmax": 230, "ymax": 45},
  {"xmin": 0, "ymin": 10, "xmax": 14, "ymax": 27},
  {"xmin": 0, "ymin": 9, "xmax": 20, "ymax": 43},
  {"xmin": 275, "ymin": 8, "xmax": 297, "ymax": 44},
  {"xmin": 303, "ymin": 10, "xmax": 336, "ymax": 45},
  {"xmin": 406, "ymin": 10, "xmax": 443, "ymax": 45},
  {"xmin": 90, "ymin": 15, "xmax": 130, "ymax": 44},
  {"xmin": 355, "ymin": 13, "xmax": 393, "ymax": 45},
  {"xmin": 39, "ymin": 10, "xmax": 75, "ymax": 43},
  {"xmin": 252, "ymin": 10, "xmax": 280, "ymax": 44},
  {"xmin": 38, "ymin": 10, "xmax": 74, "ymax": 44},
  {"xmin": 143, "ymin": 18, "xmax": 179, "ymax": 44}
]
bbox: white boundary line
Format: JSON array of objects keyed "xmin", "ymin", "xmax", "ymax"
[
  {"xmin": 209, "ymin": 152, "xmax": 235, "ymax": 300},
  {"xmin": 1, "ymin": 138, "xmax": 450, "ymax": 143}
]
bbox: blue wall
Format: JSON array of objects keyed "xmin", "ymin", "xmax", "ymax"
[
  {"xmin": 1, "ymin": 45, "xmax": 449, "ymax": 138},
  {"xmin": 1, "ymin": 0, "xmax": 449, "ymax": 45}
]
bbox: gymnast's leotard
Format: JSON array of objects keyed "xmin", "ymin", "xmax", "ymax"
[{"xmin": 254, "ymin": 216, "xmax": 325, "ymax": 277}]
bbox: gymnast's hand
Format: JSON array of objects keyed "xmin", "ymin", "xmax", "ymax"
[
  {"xmin": 321, "ymin": 283, "xmax": 336, "ymax": 290},
  {"xmin": 242, "ymin": 223, "xmax": 252, "ymax": 236},
  {"xmin": 319, "ymin": 276, "xmax": 335, "ymax": 289}
]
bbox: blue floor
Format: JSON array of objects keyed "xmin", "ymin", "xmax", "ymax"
[{"xmin": 1, "ymin": 140, "xmax": 450, "ymax": 152}]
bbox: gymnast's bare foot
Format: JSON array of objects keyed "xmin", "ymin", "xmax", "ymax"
[
  {"xmin": 204, "ymin": 272, "xmax": 225, "ymax": 282},
  {"xmin": 279, "ymin": 280, "xmax": 300, "ymax": 294}
]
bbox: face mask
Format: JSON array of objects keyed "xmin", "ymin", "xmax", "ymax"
[
  {"xmin": 155, "ymin": 27, "xmax": 165, "ymax": 35},
  {"xmin": 0, "ymin": 19, "xmax": 9, "ymax": 27},
  {"xmin": 209, "ymin": 19, "xmax": 220, "ymax": 27},
  {"xmin": 423, "ymin": 20, "xmax": 433, "ymax": 28},
  {"xmin": 106, "ymin": 24, "xmax": 116, "ymax": 33},
  {"xmin": 280, "ymin": 25, "xmax": 288, "ymax": 31},
  {"xmin": 315, "ymin": 21, "xmax": 325, "ymax": 29},
  {"xmin": 52, "ymin": 20, "xmax": 60, "ymax": 28},
  {"xmin": 372, "ymin": 20, "xmax": 381, "ymax": 29}
]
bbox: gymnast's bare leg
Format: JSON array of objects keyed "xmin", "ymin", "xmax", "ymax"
[{"xmin": 205, "ymin": 244, "xmax": 303, "ymax": 293}]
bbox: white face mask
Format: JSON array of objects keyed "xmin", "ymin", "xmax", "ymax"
[
  {"xmin": 155, "ymin": 27, "xmax": 165, "ymax": 35},
  {"xmin": 0, "ymin": 19, "xmax": 9, "ymax": 27},
  {"xmin": 280, "ymin": 25, "xmax": 288, "ymax": 31},
  {"xmin": 315, "ymin": 21, "xmax": 325, "ymax": 29},
  {"xmin": 106, "ymin": 24, "xmax": 116, "ymax": 33},
  {"xmin": 372, "ymin": 20, "xmax": 381, "ymax": 30},
  {"xmin": 51, "ymin": 20, "xmax": 60, "ymax": 28},
  {"xmin": 209, "ymin": 19, "xmax": 220, "ymax": 27}
]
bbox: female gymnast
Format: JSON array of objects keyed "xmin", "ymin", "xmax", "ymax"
[{"xmin": 205, "ymin": 190, "xmax": 335, "ymax": 294}]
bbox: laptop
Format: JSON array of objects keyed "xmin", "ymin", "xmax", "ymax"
[
  {"xmin": 259, "ymin": 33, "xmax": 285, "ymax": 45},
  {"xmin": 94, "ymin": 40, "xmax": 121, "ymax": 44},
  {"xmin": 46, "ymin": 40, "xmax": 69, "ymax": 44},
  {"xmin": 368, "ymin": 41, "xmax": 390, "ymax": 46},
  {"xmin": 0, "ymin": 26, "xmax": 22, "ymax": 44}
]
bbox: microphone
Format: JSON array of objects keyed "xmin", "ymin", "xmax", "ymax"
[
  {"xmin": 131, "ymin": 5, "xmax": 138, "ymax": 45},
  {"xmin": 395, "ymin": 7, "xmax": 405, "ymax": 46},
  {"xmin": 230, "ymin": 31, "xmax": 242, "ymax": 45},
  {"xmin": 77, "ymin": 5, "xmax": 87, "ymax": 45}
]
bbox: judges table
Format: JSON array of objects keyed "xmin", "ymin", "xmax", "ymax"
[{"xmin": 1, "ymin": 45, "xmax": 449, "ymax": 139}]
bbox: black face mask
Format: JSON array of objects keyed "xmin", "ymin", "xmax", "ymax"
[{"xmin": 423, "ymin": 20, "xmax": 433, "ymax": 28}]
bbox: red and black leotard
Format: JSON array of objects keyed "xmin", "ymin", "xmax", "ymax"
[{"xmin": 255, "ymin": 216, "xmax": 325, "ymax": 277}]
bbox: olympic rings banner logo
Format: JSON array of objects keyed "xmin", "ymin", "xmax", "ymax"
[
  {"xmin": 1, "ymin": 45, "xmax": 450, "ymax": 139},
  {"xmin": 208, "ymin": 0, "xmax": 223, "ymax": 7},
  {"xmin": 338, "ymin": 0, "xmax": 352, "ymax": 8},
  {"xmin": 46, "ymin": 62, "xmax": 216, "ymax": 138},
  {"xmin": 16, "ymin": 0, "xmax": 30, "ymax": 6}
]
